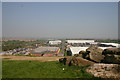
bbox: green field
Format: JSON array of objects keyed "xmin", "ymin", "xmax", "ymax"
[{"xmin": 2, "ymin": 60, "xmax": 98, "ymax": 78}]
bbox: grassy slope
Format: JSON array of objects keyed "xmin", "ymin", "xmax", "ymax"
[{"xmin": 2, "ymin": 60, "xmax": 97, "ymax": 78}]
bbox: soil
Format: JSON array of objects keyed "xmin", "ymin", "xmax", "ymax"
[{"xmin": 0, "ymin": 56, "xmax": 64, "ymax": 62}]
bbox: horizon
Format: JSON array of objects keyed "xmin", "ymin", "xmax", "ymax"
[{"xmin": 2, "ymin": 37, "xmax": 119, "ymax": 40}]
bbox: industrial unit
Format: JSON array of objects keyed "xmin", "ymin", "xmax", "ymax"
[{"xmin": 49, "ymin": 40, "xmax": 62, "ymax": 45}]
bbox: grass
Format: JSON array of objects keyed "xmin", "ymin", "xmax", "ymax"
[
  {"xmin": 2, "ymin": 58, "xmax": 11, "ymax": 60},
  {"xmin": 2, "ymin": 60, "xmax": 98, "ymax": 78}
]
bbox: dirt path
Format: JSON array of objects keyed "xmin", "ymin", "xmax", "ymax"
[{"xmin": 0, "ymin": 56, "xmax": 64, "ymax": 62}]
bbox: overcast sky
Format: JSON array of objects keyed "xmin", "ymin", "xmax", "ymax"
[{"xmin": 2, "ymin": 2, "xmax": 118, "ymax": 39}]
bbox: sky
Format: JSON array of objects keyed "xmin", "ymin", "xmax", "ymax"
[
  {"xmin": 0, "ymin": 2, "xmax": 2, "ymax": 39},
  {"xmin": 1, "ymin": 0, "xmax": 120, "ymax": 2},
  {"xmin": 2, "ymin": 2, "xmax": 118, "ymax": 39}
]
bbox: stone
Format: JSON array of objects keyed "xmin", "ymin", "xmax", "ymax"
[
  {"xmin": 74, "ymin": 57, "xmax": 95, "ymax": 66},
  {"xmin": 102, "ymin": 48, "xmax": 120, "ymax": 64},
  {"xmin": 66, "ymin": 57, "xmax": 73, "ymax": 66},
  {"xmin": 59, "ymin": 58, "xmax": 67, "ymax": 65},
  {"xmin": 74, "ymin": 54, "xmax": 82, "ymax": 57},
  {"xmin": 71, "ymin": 56, "xmax": 79, "ymax": 66},
  {"xmin": 74, "ymin": 51, "xmax": 86, "ymax": 57},
  {"xmin": 59, "ymin": 56, "xmax": 94, "ymax": 66},
  {"xmin": 102, "ymin": 48, "xmax": 120, "ymax": 55},
  {"xmin": 79, "ymin": 50, "xmax": 86, "ymax": 55},
  {"xmin": 86, "ymin": 63, "xmax": 120, "ymax": 78},
  {"xmin": 86, "ymin": 47, "xmax": 104, "ymax": 62}
]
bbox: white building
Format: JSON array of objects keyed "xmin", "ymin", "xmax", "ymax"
[
  {"xmin": 66, "ymin": 40, "xmax": 95, "ymax": 44},
  {"xmin": 87, "ymin": 42, "xmax": 99, "ymax": 45},
  {"xmin": 69, "ymin": 47, "xmax": 88, "ymax": 56},
  {"xmin": 49, "ymin": 40, "xmax": 62, "ymax": 45},
  {"xmin": 100, "ymin": 43, "xmax": 120, "ymax": 48}
]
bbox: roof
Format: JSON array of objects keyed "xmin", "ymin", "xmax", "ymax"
[
  {"xmin": 87, "ymin": 42, "xmax": 99, "ymax": 44},
  {"xmin": 66, "ymin": 40, "xmax": 95, "ymax": 43},
  {"xmin": 49, "ymin": 40, "xmax": 62, "ymax": 45},
  {"xmin": 70, "ymin": 47, "xmax": 88, "ymax": 56},
  {"xmin": 49, "ymin": 40, "xmax": 61, "ymax": 42},
  {"xmin": 34, "ymin": 47, "xmax": 59, "ymax": 53},
  {"xmin": 99, "ymin": 47, "xmax": 113, "ymax": 50},
  {"xmin": 100, "ymin": 43, "xmax": 120, "ymax": 47}
]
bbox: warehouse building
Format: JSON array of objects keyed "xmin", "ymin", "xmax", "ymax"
[
  {"xmin": 66, "ymin": 40, "xmax": 95, "ymax": 47},
  {"xmin": 49, "ymin": 40, "xmax": 62, "ymax": 45},
  {"xmin": 66, "ymin": 40, "xmax": 95, "ymax": 44}
]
